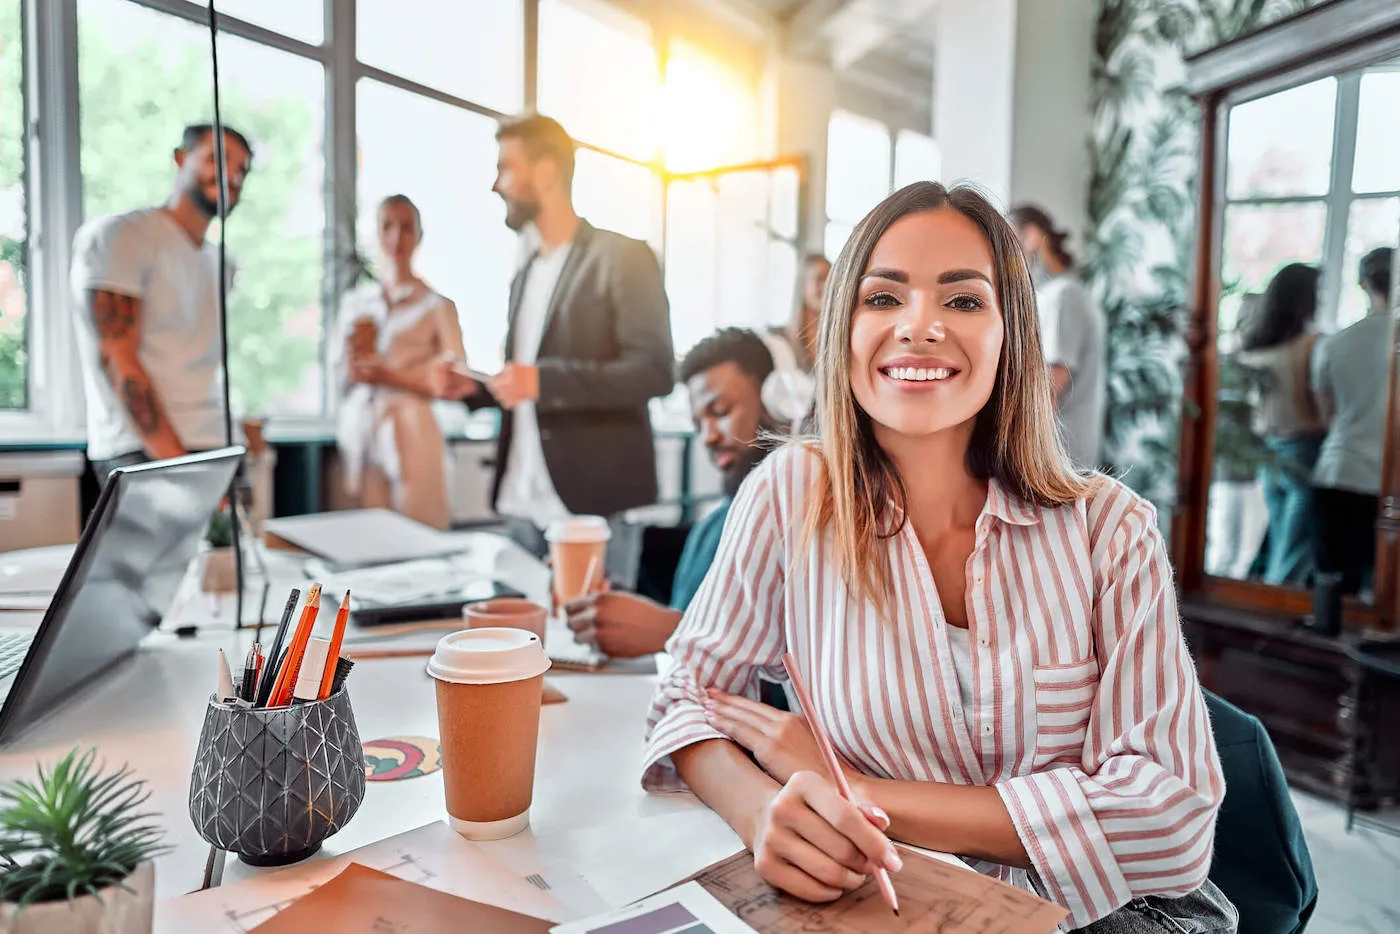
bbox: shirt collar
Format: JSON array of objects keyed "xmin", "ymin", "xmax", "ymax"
[{"xmin": 982, "ymin": 478, "xmax": 1042, "ymax": 527}]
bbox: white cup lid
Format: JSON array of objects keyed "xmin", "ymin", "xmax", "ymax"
[
  {"xmin": 544, "ymin": 515, "xmax": 611, "ymax": 544},
  {"xmin": 426, "ymin": 628, "xmax": 551, "ymax": 685}
]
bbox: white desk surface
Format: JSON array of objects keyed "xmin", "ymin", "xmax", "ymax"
[{"xmin": 0, "ymin": 534, "xmax": 734, "ymax": 913}]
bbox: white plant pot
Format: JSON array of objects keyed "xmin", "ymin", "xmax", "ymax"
[{"xmin": 0, "ymin": 861, "xmax": 154, "ymax": 934}]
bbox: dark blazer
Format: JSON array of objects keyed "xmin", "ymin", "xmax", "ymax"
[{"xmin": 468, "ymin": 220, "xmax": 674, "ymax": 519}]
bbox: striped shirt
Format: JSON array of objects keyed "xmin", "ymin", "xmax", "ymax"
[{"xmin": 641, "ymin": 444, "xmax": 1223, "ymax": 928}]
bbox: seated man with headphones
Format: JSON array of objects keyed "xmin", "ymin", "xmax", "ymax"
[{"xmin": 565, "ymin": 328, "xmax": 781, "ymax": 658}]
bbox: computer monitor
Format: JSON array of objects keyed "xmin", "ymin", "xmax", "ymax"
[{"xmin": 0, "ymin": 447, "xmax": 243, "ymax": 743}]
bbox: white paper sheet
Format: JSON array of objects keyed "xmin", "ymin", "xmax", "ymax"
[
  {"xmin": 156, "ymin": 821, "xmax": 578, "ymax": 933},
  {"xmin": 549, "ymin": 881, "xmax": 756, "ymax": 934}
]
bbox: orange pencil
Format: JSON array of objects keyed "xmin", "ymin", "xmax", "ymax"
[
  {"xmin": 318, "ymin": 591, "xmax": 351, "ymax": 698},
  {"xmin": 269, "ymin": 584, "xmax": 322, "ymax": 707},
  {"xmin": 780, "ymin": 652, "xmax": 900, "ymax": 916}
]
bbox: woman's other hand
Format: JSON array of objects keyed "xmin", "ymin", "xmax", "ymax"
[
  {"xmin": 704, "ymin": 689, "xmax": 854, "ymax": 787},
  {"xmin": 350, "ymin": 352, "xmax": 389, "ymax": 386},
  {"xmin": 748, "ymin": 771, "xmax": 900, "ymax": 902}
]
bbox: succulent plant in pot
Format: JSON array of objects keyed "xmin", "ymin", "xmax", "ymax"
[
  {"xmin": 0, "ymin": 748, "xmax": 168, "ymax": 934},
  {"xmin": 200, "ymin": 507, "xmax": 238, "ymax": 594}
]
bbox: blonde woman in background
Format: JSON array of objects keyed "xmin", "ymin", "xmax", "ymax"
[
  {"xmin": 333, "ymin": 194, "xmax": 466, "ymax": 529},
  {"xmin": 761, "ymin": 254, "xmax": 830, "ymax": 425}
]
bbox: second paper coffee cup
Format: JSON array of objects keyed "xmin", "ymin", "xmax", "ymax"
[
  {"xmin": 546, "ymin": 516, "xmax": 610, "ymax": 607},
  {"xmin": 427, "ymin": 628, "xmax": 550, "ymax": 840}
]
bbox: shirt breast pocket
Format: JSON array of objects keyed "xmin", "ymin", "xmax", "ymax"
[{"xmin": 1031, "ymin": 657, "xmax": 1099, "ymax": 769}]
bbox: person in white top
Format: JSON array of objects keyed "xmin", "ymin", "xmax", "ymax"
[
  {"xmin": 332, "ymin": 195, "xmax": 466, "ymax": 529},
  {"xmin": 1011, "ymin": 205, "xmax": 1105, "ymax": 469},
  {"xmin": 70, "ymin": 124, "xmax": 253, "ymax": 483},
  {"xmin": 1311, "ymin": 246, "xmax": 1394, "ymax": 595},
  {"xmin": 431, "ymin": 114, "xmax": 672, "ymax": 554},
  {"xmin": 760, "ymin": 254, "xmax": 829, "ymax": 426}
]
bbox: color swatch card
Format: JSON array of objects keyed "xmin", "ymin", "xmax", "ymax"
[{"xmin": 550, "ymin": 882, "xmax": 756, "ymax": 934}]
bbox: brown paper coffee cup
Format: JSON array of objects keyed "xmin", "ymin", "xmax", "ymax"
[
  {"xmin": 546, "ymin": 517, "xmax": 610, "ymax": 608},
  {"xmin": 463, "ymin": 598, "xmax": 547, "ymax": 644},
  {"xmin": 427, "ymin": 628, "xmax": 550, "ymax": 840}
]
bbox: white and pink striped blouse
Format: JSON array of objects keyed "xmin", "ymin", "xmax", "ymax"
[{"xmin": 642, "ymin": 444, "xmax": 1224, "ymax": 929}]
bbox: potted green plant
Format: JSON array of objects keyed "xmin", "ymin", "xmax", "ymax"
[
  {"xmin": 0, "ymin": 748, "xmax": 166, "ymax": 934},
  {"xmin": 200, "ymin": 507, "xmax": 238, "ymax": 594}
]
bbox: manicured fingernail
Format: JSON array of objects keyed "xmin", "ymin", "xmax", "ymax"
[
  {"xmin": 884, "ymin": 848, "xmax": 902, "ymax": 873},
  {"xmin": 871, "ymin": 806, "xmax": 890, "ymax": 825}
]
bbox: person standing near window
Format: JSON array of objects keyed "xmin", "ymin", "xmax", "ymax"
[
  {"xmin": 70, "ymin": 124, "xmax": 253, "ymax": 484},
  {"xmin": 1234, "ymin": 263, "xmax": 1327, "ymax": 588},
  {"xmin": 333, "ymin": 195, "xmax": 465, "ymax": 530},
  {"xmin": 1011, "ymin": 205, "xmax": 1105, "ymax": 469},
  {"xmin": 1311, "ymin": 246, "xmax": 1394, "ymax": 596},
  {"xmin": 431, "ymin": 114, "xmax": 673, "ymax": 555},
  {"xmin": 760, "ymin": 254, "xmax": 829, "ymax": 426}
]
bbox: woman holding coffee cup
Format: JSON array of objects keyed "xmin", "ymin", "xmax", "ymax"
[
  {"xmin": 333, "ymin": 194, "xmax": 467, "ymax": 529},
  {"xmin": 639, "ymin": 184, "xmax": 1231, "ymax": 931}
]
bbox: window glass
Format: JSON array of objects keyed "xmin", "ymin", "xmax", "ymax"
[
  {"xmin": 216, "ymin": 0, "xmax": 322, "ymax": 45},
  {"xmin": 825, "ymin": 110, "xmax": 890, "ymax": 224},
  {"xmin": 357, "ymin": 78, "xmax": 515, "ymax": 372},
  {"xmin": 664, "ymin": 179, "xmax": 716, "ymax": 356},
  {"xmin": 357, "ymin": 0, "xmax": 522, "ymax": 113},
  {"xmin": 538, "ymin": 0, "xmax": 657, "ymax": 161},
  {"xmin": 1352, "ymin": 70, "xmax": 1400, "ymax": 194},
  {"xmin": 573, "ymin": 148, "xmax": 656, "ymax": 245},
  {"xmin": 1218, "ymin": 202, "xmax": 1327, "ymax": 336},
  {"xmin": 78, "ymin": 0, "xmax": 326, "ymax": 416},
  {"xmin": 0, "ymin": 0, "xmax": 26, "ymax": 409},
  {"xmin": 1226, "ymin": 78, "xmax": 1336, "ymax": 199},
  {"xmin": 662, "ymin": 41, "xmax": 758, "ymax": 173}
]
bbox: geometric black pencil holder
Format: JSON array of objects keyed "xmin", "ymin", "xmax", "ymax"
[{"xmin": 188, "ymin": 688, "xmax": 365, "ymax": 867}]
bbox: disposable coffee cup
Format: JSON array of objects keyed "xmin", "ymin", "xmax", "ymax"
[
  {"xmin": 426, "ymin": 628, "xmax": 550, "ymax": 840},
  {"xmin": 546, "ymin": 516, "xmax": 610, "ymax": 608},
  {"xmin": 463, "ymin": 598, "xmax": 548, "ymax": 645}
]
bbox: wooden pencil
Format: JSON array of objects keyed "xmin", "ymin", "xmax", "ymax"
[
  {"xmin": 318, "ymin": 591, "xmax": 351, "ymax": 699},
  {"xmin": 268, "ymin": 583, "xmax": 322, "ymax": 707}
]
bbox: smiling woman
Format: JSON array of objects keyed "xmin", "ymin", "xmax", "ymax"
[{"xmin": 642, "ymin": 182, "xmax": 1235, "ymax": 931}]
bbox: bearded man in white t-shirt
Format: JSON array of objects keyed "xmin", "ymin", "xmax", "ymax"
[{"xmin": 70, "ymin": 124, "xmax": 254, "ymax": 483}]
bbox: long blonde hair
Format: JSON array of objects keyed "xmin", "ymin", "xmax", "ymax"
[{"xmin": 802, "ymin": 182, "xmax": 1096, "ymax": 611}]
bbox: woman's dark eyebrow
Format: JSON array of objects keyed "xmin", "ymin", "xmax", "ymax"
[
  {"xmin": 862, "ymin": 267, "xmax": 908, "ymax": 283},
  {"xmin": 939, "ymin": 269, "xmax": 993, "ymax": 285}
]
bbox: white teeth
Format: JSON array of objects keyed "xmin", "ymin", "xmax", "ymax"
[{"xmin": 885, "ymin": 366, "xmax": 955, "ymax": 382}]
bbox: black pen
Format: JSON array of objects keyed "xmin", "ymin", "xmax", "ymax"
[
  {"xmin": 256, "ymin": 588, "xmax": 301, "ymax": 707},
  {"xmin": 239, "ymin": 642, "xmax": 259, "ymax": 703}
]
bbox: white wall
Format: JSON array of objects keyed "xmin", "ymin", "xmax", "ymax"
[
  {"xmin": 1009, "ymin": 0, "xmax": 1095, "ymax": 246},
  {"xmin": 774, "ymin": 58, "xmax": 838, "ymax": 252},
  {"xmin": 930, "ymin": 0, "xmax": 1094, "ymax": 242}
]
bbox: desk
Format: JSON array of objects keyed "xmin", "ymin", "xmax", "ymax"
[{"xmin": 0, "ymin": 534, "xmax": 732, "ymax": 914}]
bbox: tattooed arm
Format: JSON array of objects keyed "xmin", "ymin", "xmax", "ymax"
[{"xmin": 88, "ymin": 290, "xmax": 186, "ymax": 460}]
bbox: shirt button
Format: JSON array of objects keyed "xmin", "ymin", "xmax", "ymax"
[
  {"xmin": 979, "ymin": 637, "xmax": 989, "ymax": 647},
  {"xmin": 983, "ymin": 725, "xmax": 993, "ymax": 735}
]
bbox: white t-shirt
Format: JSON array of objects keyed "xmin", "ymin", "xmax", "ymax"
[
  {"xmin": 70, "ymin": 208, "xmax": 227, "ymax": 460},
  {"xmin": 496, "ymin": 244, "xmax": 573, "ymax": 528},
  {"xmin": 1038, "ymin": 273, "xmax": 1105, "ymax": 468}
]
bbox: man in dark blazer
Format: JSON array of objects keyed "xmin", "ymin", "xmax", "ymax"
[{"xmin": 432, "ymin": 114, "xmax": 673, "ymax": 552}]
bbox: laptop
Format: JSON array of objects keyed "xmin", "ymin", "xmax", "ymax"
[{"xmin": 0, "ymin": 448, "xmax": 242, "ymax": 744}]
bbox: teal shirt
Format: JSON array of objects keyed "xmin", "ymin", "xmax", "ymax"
[{"xmin": 669, "ymin": 497, "xmax": 733, "ymax": 612}]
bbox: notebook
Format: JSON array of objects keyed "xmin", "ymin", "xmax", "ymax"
[{"xmin": 265, "ymin": 509, "xmax": 459, "ymax": 568}]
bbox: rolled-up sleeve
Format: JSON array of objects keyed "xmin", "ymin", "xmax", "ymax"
[
  {"xmin": 996, "ymin": 502, "xmax": 1224, "ymax": 928},
  {"xmin": 641, "ymin": 458, "xmax": 787, "ymax": 792}
]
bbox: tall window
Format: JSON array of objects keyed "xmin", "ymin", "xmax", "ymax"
[
  {"xmin": 356, "ymin": 82, "xmax": 516, "ymax": 372},
  {"xmin": 0, "ymin": 0, "xmax": 26, "ymax": 410},
  {"xmin": 823, "ymin": 111, "xmax": 938, "ymax": 260},
  {"xmin": 1221, "ymin": 67, "xmax": 1400, "ymax": 335},
  {"xmin": 77, "ymin": 0, "xmax": 326, "ymax": 417}
]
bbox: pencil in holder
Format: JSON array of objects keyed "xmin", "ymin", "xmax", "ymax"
[{"xmin": 188, "ymin": 688, "xmax": 365, "ymax": 867}]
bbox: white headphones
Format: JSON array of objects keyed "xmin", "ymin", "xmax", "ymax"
[{"xmin": 758, "ymin": 332, "xmax": 816, "ymax": 425}]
